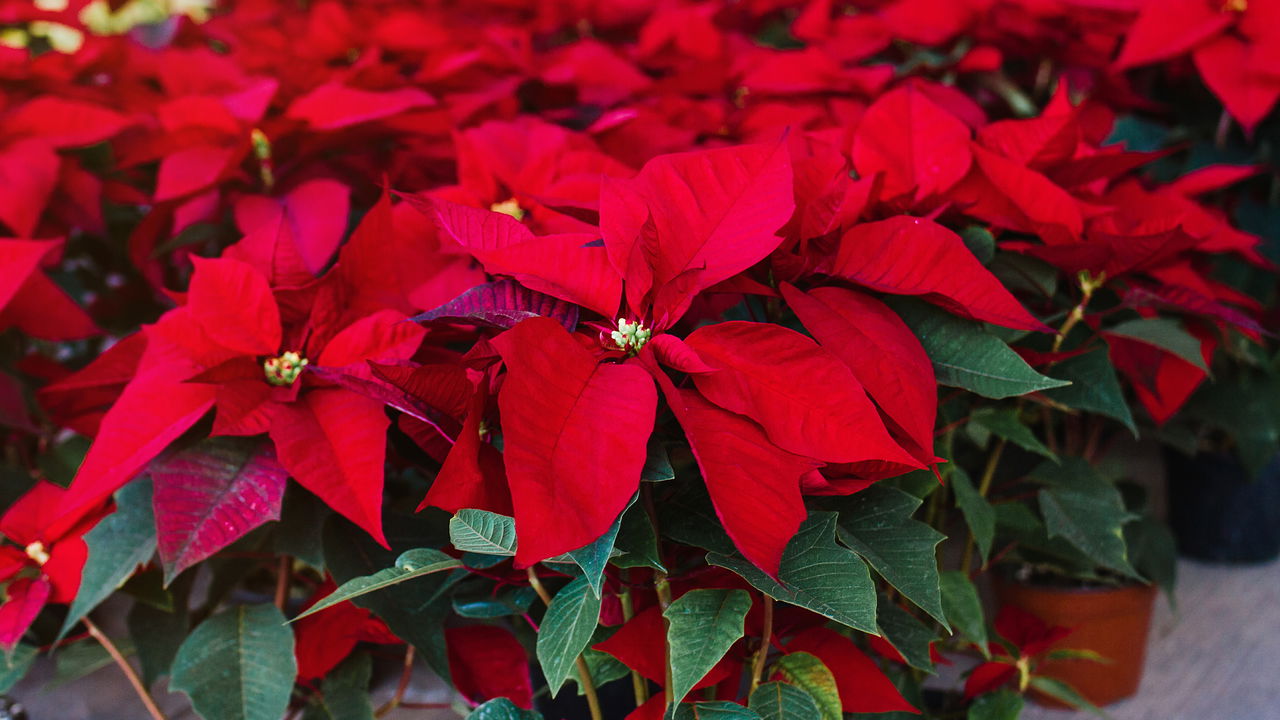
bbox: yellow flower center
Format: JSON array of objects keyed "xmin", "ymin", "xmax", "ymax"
[
  {"xmin": 1222, "ymin": 0, "xmax": 1247, "ymax": 12},
  {"xmin": 489, "ymin": 198, "xmax": 526, "ymax": 221},
  {"xmin": 25, "ymin": 542, "xmax": 49, "ymax": 566},
  {"xmin": 263, "ymin": 351, "xmax": 308, "ymax": 386}
]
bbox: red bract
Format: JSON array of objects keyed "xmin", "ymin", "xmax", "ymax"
[{"xmin": 964, "ymin": 605, "xmax": 1073, "ymax": 699}]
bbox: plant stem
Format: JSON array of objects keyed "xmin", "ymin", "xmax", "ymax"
[
  {"xmin": 641, "ymin": 483, "xmax": 676, "ymax": 704},
  {"xmin": 84, "ymin": 617, "xmax": 167, "ymax": 720},
  {"xmin": 274, "ymin": 555, "xmax": 291, "ymax": 610},
  {"xmin": 375, "ymin": 645, "xmax": 416, "ymax": 717},
  {"xmin": 619, "ymin": 572, "xmax": 650, "ymax": 706},
  {"xmin": 749, "ymin": 595, "xmax": 774, "ymax": 695},
  {"xmin": 960, "ymin": 438, "xmax": 1007, "ymax": 577},
  {"xmin": 526, "ymin": 567, "xmax": 603, "ymax": 720}
]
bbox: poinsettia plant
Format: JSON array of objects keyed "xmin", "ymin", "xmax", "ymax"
[{"xmin": 0, "ymin": 1, "xmax": 1274, "ymax": 720}]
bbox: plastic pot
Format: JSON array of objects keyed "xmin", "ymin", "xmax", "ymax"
[
  {"xmin": 1165, "ymin": 450, "xmax": 1280, "ymax": 563},
  {"xmin": 992, "ymin": 575, "xmax": 1156, "ymax": 708}
]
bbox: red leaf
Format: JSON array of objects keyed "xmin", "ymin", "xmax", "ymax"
[
  {"xmin": 601, "ymin": 142, "xmax": 794, "ymax": 325},
  {"xmin": 1193, "ymin": 35, "xmax": 1280, "ymax": 134},
  {"xmin": 1113, "ymin": 0, "xmax": 1232, "ymax": 70},
  {"xmin": 411, "ymin": 278, "xmax": 580, "ymax": 331},
  {"xmin": 491, "ymin": 318, "xmax": 656, "ymax": 565},
  {"xmin": 154, "ymin": 145, "xmax": 239, "ymax": 202},
  {"xmin": 0, "ymin": 140, "xmax": 59, "ymax": 237},
  {"xmin": 1166, "ymin": 164, "xmax": 1264, "ymax": 197},
  {"xmin": 594, "ymin": 604, "xmax": 668, "ymax": 683},
  {"xmin": 2, "ymin": 98, "xmax": 131, "ymax": 149},
  {"xmin": 0, "ymin": 239, "xmax": 50, "ymax": 311},
  {"xmin": 684, "ymin": 321, "xmax": 919, "ymax": 467},
  {"xmin": 834, "ymin": 216, "xmax": 1049, "ymax": 332},
  {"xmin": 234, "ymin": 180, "xmax": 351, "ymax": 276},
  {"xmin": 1, "ymin": 271, "xmax": 100, "ymax": 340},
  {"xmin": 286, "ymin": 83, "xmax": 436, "ymax": 130},
  {"xmin": 269, "ymin": 389, "xmax": 390, "ymax": 546},
  {"xmin": 643, "ymin": 350, "xmax": 810, "ymax": 576},
  {"xmin": 786, "ymin": 627, "xmax": 918, "ymax": 714},
  {"xmin": 968, "ymin": 146, "xmax": 1084, "ymax": 242},
  {"xmin": 315, "ymin": 309, "xmax": 425, "ymax": 373},
  {"xmin": 0, "ymin": 578, "xmax": 50, "ymax": 651},
  {"xmin": 188, "ymin": 257, "xmax": 282, "ymax": 356},
  {"xmin": 445, "ymin": 625, "xmax": 534, "ymax": 709},
  {"xmin": 851, "ymin": 86, "xmax": 971, "ymax": 202},
  {"xmin": 648, "ymin": 333, "xmax": 719, "ymax": 374},
  {"xmin": 780, "ymin": 284, "xmax": 936, "ymax": 461},
  {"xmin": 963, "ymin": 661, "xmax": 1018, "ymax": 699},
  {"xmin": 420, "ymin": 380, "xmax": 511, "ymax": 516},
  {"xmin": 151, "ymin": 437, "xmax": 288, "ymax": 581},
  {"xmin": 428, "ymin": 198, "xmax": 621, "ymax": 318}
]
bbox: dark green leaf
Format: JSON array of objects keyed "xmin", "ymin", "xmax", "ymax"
[
  {"xmin": 967, "ymin": 689, "xmax": 1023, "ymax": 720},
  {"xmin": 303, "ymin": 653, "xmax": 376, "ymax": 720},
  {"xmin": 1043, "ymin": 349, "xmax": 1136, "ymax": 435},
  {"xmin": 537, "ymin": 576, "xmax": 602, "ymax": 697},
  {"xmin": 171, "ymin": 604, "xmax": 296, "ymax": 720},
  {"xmin": 613, "ymin": 500, "xmax": 665, "ymax": 571},
  {"xmin": 466, "ymin": 698, "xmax": 543, "ymax": 719},
  {"xmin": 1028, "ymin": 676, "xmax": 1110, "ymax": 718},
  {"xmin": 62, "ymin": 478, "xmax": 157, "ymax": 638},
  {"xmin": 643, "ymin": 437, "xmax": 676, "ymax": 482},
  {"xmin": 128, "ymin": 592, "xmax": 189, "ymax": 686},
  {"xmin": 970, "ymin": 408, "xmax": 1056, "ymax": 462},
  {"xmin": 939, "ymin": 571, "xmax": 988, "ymax": 657},
  {"xmin": 960, "ymin": 226, "xmax": 996, "ymax": 265},
  {"xmin": 52, "ymin": 637, "xmax": 130, "ymax": 687},
  {"xmin": 453, "ymin": 586, "xmax": 537, "ymax": 618},
  {"xmin": 664, "ymin": 588, "xmax": 752, "ymax": 704},
  {"xmin": 293, "ymin": 548, "xmax": 461, "ymax": 621},
  {"xmin": 0, "ymin": 644, "xmax": 36, "ymax": 693},
  {"xmin": 567, "ymin": 508, "xmax": 623, "ymax": 598},
  {"xmin": 1031, "ymin": 460, "xmax": 1138, "ymax": 577},
  {"xmin": 835, "ymin": 485, "xmax": 948, "ymax": 628},
  {"xmin": 1106, "ymin": 318, "xmax": 1208, "ymax": 372},
  {"xmin": 748, "ymin": 681, "xmax": 821, "ymax": 720},
  {"xmin": 1125, "ymin": 517, "xmax": 1177, "ymax": 606},
  {"xmin": 574, "ymin": 648, "xmax": 632, "ymax": 695},
  {"xmin": 951, "ymin": 467, "xmax": 994, "ymax": 563},
  {"xmin": 892, "ymin": 300, "xmax": 1068, "ymax": 399},
  {"xmin": 771, "ymin": 652, "xmax": 840, "ymax": 720},
  {"xmin": 708, "ymin": 513, "xmax": 877, "ymax": 633},
  {"xmin": 449, "ymin": 509, "xmax": 517, "ymax": 556},
  {"xmin": 876, "ymin": 599, "xmax": 937, "ymax": 672},
  {"xmin": 274, "ymin": 483, "xmax": 330, "ymax": 568},
  {"xmin": 668, "ymin": 702, "xmax": 762, "ymax": 719},
  {"xmin": 988, "ymin": 253, "xmax": 1059, "ymax": 300}
]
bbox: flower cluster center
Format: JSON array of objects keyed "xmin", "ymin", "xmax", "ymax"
[
  {"xmin": 25, "ymin": 541, "xmax": 49, "ymax": 566},
  {"xmin": 264, "ymin": 351, "xmax": 308, "ymax": 386},
  {"xmin": 611, "ymin": 318, "xmax": 652, "ymax": 355}
]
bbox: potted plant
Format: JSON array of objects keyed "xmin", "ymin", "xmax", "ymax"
[{"xmin": 0, "ymin": 2, "xmax": 1273, "ymax": 720}]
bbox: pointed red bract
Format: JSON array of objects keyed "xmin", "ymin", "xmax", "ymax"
[
  {"xmin": 834, "ymin": 216, "xmax": 1049, "ymax": 332},
  {"xmin": 491, "ymin": 318, "xmax": 656, "ymax": 565},
  {"xmin": 0, "ymin": 578, "xmax": 50, "ymax": 651},
  {"xmin": 445, "ymin": 625, "xmax": 534, "ymax": 709},
  {"xmin": 786, "ymin": 627, "xmax": 919, "ymax": 714},
  {"xmin": 188, "ymin": 257, "xmax": 282, "ymax": 356},
  {"xmin": 685, "ymin": 321, "xmax": 919, "ymax": 467},
  {"xmin": 151, "ymin": 438, "xmax": 288, "ymax": 580},
  {"xmin": 781, "ymin": 284, "xmax": 937, "ymax": 461},
  {"xmin": 851, "ymin": 86, "xmax": 971, "ymax": 202}
]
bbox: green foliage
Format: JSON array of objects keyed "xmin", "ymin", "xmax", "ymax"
[
  {"xmin": 466, "ymin": 698, "xmax": 543, "ymax": 719},
  {"xmin": 1042, "ymin": 349, "xmax": 1137, "ymax": 435},
  {"xmin": 748, "ymin": 681, "xmax": 822, "ymax": 720},
  {"xmin": 293, "ymin": 547, "xmax": 461, "ymax": 621},
  {"xmin": 836, "ymin": 485, "xmax": 949, "ymax": 628},
  {"xmin": 302, "ymin": 654, "xmax": 376, "ymax": 720},
  {"xmin": 62, "ymin": 478, "xmax": 157, "ymax": 638},
  {"xmin": 940, "ymin": 571, "xmax": 989, "ymax": 657},
  {"xmin": 668, "ymin": 702, "xmax": 762, "ymax": 719},
  {"xmin": 951, "ymin": 466, "xmax": 995, "ymax": 563},
  {"xmin": 967, "ymin": 690, "xmax": 1024, "ymax": 720},
  {"xmin": 1031, "ymin": 460, "xmax": 1139, "ymax": 578},
  {"xmin": 566, "ymin": 508, "xmax": 623, "ymax": 598},
  {"xmin": 664, "ymin": 588, "xmax": 752, "ymax": 704},
  {"xmin": 449, "ymin": 509, "xmax": 518, "ymax": 556},
  {"xmin": 1105, "ymin": 317, "xmax": 1208, "ymax": 372},
  {"xmin": 772, "ymin": 652, "xmax": 841, "ymax": 720},
  {"xmin": 536, "ymin": 575, "xmax": 602, "ymax": 697},
  {"xmin": 876, "ymin": 597, "xmax": 938, "ymax": 672},
  {"xmin": 708, "ymin": 513, "xmax": 877, "ymax": 633},
  {"xmin": 969, "ymin": 408, "xmax": 1057, "ymax": 462},
  {"xmin": 171, "ymin": 604, "xmax": 296, "ymax": 720}
]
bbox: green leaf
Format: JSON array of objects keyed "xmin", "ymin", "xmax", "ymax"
[
  {"xmin": 835, "ymin": 485, "xmax": 948, "ymax": 628},
  {"xmin": 466, "ymin": 698, "xmax": 544, "ymax": 719},
  {"xmin": 52, "ymin": 637, "xmax": 132, "ymax": 687},
  {"xmin": 876, "ymin": 598, "xmax": 937, "ymax": 672},
  {"xmin": 970, "ymin": 408, "xmax": 1057, "ymax": 461},
  {"xmin": 1028, "ymin": 676, "xmax": 1110, "ymax": 718},
  {"xmin": 772, "ymin": 652, "xmax": 841, "ymax": 720},
  {"xmin": 643, "ymin": 436, "xmax": 676, "ymax": 482},
  {"xmin": 574, "ymin": 648, "xmax": 632, "ymax": 695},
  {"xmin": 1042, "ymin": 348, "xmax": 1136, "ymax": 435},
  {"xmin": 891, "ymin": 299, "xmax": 1069, "ymax": 399},
  {"xmin": 959, "ymin": 225, "xmax": 996, "ymax": 265},
  {"xmin": 302, "ymin": 653, "xmax": 376, "ymax": 720},
  {"xmin": 567, "ymin": 508, "xmax": 623, "ymax": 598},
  {"xmin": 669, "ymin": 702, "xmax": 763, "ymax": 719},
  {"xmin": 453, "ymin": 586, "xmax": 537, "ymax": 618},
  {"xmin": 708, "ymin": 513, "xmax": 877, "ymax": 633},
  {"xmin": 939, "ymin": 571, "xmax": 988, "ymax": 657},
  {"xmin": 1125, "ymin": 516, "xmax": 1177, "ymax": 605},
  {"xmin": 0, "ymin": 644, "xmax": 36, "ymax": 693},
  {"xmin": 1105, "ymin": 317, "xmax": 1208, "ymax": 372},
  {"xmin": 967, "ymin": 689, "xmax": 1023, "ymax": 720},
  {"xmin": 1031, "ymin": 459, "xmax": 1138, "ymax": 577},
  {"xmin": 171, "ymin": 604, "xmax": 296, "ymax": 720},
  {"xmin": 449, "ymin": 509, "xmax": 517, "ymax": 556},
  {"xmin": 274, "ymin": 483, "xmax": 330, "ymax": 568},
  {"xmin": 749, "ymin": 681, "xmax": 821, "ymax": 720},
  {"xmin": 128, "ymin": 591, "xmax": 189, "ymax": 685},
  {"xmin": 61, "ymin": 478, "xmax": 157, "ymax": 638},
  {"xmin": 613, "ymin": 500, "xmax": 665, "ymax": 571},
  {"xmin": 951, "ymin": 467, "xmax": 994, "ymax": 563},
  {"xmin": 293, "ymin": 548, "xmax": 461, "ymax": 621},
  {"xmin": 537, "ymin": 575, "xmax": 602, "ymax": 697},
  {"xmin": 322, "ymin": 518, "xmax": 458, "ymax": 682},
  {"xmin": 664, "ymin": 588, "xmax": 752, "ymax": 705}
]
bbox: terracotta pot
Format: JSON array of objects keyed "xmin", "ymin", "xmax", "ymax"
[{"xmin": 993, "ymin": 575, "xmax": 1156, "ymax": 708}]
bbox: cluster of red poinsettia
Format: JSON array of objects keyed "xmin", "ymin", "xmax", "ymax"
[{"xmin": 0, "ymin": 0, "xmax": 1271, "ymax": 716}]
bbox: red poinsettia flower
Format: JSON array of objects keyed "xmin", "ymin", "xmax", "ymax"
[
  {"xmin": 293, "ymin": 578, "xmax": 400, "ymax": 683},
  {"xmin": 0, "ymin": 481, "xmax": 106, "ymax": 650},
  {"xmin": 56, "ymin": 256, "xmax": 425, "ymax": 545},
  {"xmin": 964, "ymin": 605, "xmax": 1073, "ymax": 699}
]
